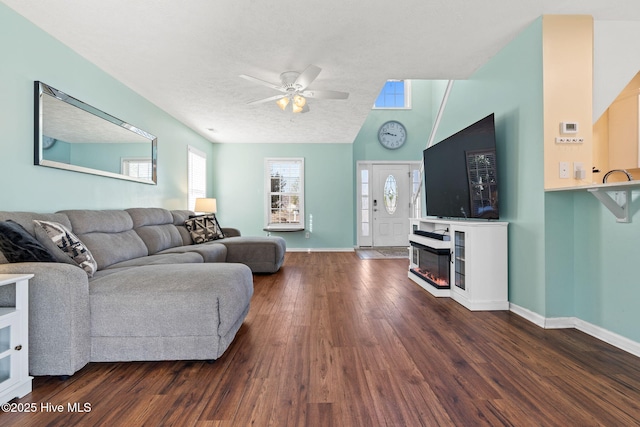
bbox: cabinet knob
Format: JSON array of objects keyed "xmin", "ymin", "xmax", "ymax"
[{"xmin": 14, "ymin": 345, "xmax": 22, "ymax": 351}]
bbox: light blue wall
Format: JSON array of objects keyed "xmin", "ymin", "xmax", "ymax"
[
  {"xmin": 573, "ymin": 192, "xmax": 640, "ymax": 342},
  {"xmin": 353, "ymin": 79, "xmax": 437, "ymax": 162},
  {"xmin": 432, "ymin": 18, "xmax": 547, "ymax": 314},
  {"xmin": 211, "ymin": 143, "xmax": 353, "ymax": 249},
  {"xmin": 0, "ymin": 4, "xmax": 213, "ymax": 212},
  {"xmin": 544, "ymin": 192, "xmax": 575, "ymax": 317}
]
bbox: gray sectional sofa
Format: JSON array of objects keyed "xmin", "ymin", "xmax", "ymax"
[{"xmin": 0, "ymin": 207, "xmax": 286, "ymax": 377}]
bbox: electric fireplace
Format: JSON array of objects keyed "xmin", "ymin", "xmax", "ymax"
[{"xmin": 410, "ymin": 242, "xmax": 450, "ymax": 289}]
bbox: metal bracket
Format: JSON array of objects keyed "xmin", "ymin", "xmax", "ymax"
[{"xmin": 587, "ymin": 188, "xmax": 631, "ymax": 223}]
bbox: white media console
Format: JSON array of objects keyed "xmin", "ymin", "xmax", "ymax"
[{"xmin": 408, "ymin": 218, "xmax": 508, "ymax": 311}]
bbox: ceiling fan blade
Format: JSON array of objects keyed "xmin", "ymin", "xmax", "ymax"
[
  {"xmin": 239, "ymin": 74, "xmax": 284, "ymax": 92},
  {"xmin": 295, "ymin": 65, "xmax": 321, "ymax": 90},
  {"xmin": 300, "ymin": 89, "xmax": 349, "ymax": 100},
  {"xmin": 247, "ymin": 94, "xmax": 286, "ymax": 105}
]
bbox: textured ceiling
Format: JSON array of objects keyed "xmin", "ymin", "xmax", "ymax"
[{"xmin": 4, "ymin": 0, "xmax": 640, "ymax": 144}]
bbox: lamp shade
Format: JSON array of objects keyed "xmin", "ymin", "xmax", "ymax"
[{"xmin": 194, "ymin": 198, "xmax": 217, "ymax": 213}]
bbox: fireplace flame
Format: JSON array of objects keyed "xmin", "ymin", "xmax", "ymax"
[{"xmin": 410, "ymin": 267, "xmax": 449, "ymax": 287}]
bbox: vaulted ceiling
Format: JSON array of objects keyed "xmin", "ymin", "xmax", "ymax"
[{"xmin": 4, "ymin": 1, "xmax": 640, "ymax": 144}]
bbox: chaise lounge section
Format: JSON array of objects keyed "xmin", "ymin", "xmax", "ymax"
[{"xmin": 0, "ymin": 207, "xmax": 286, "ymax": 377}]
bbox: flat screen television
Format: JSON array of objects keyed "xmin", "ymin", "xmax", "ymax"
[{"xmin": 423, "ymin": 113, "xmax": 499, "ymax": 220}]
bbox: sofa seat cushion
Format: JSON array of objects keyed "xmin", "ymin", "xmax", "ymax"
[
  {"xmin": 158, "ymin": 243, "xmax": 227, "ymax": 263},
  {"xmin": 219, "ymin": 236, "xmax": 286, "ymax": 273},
  {"xmin": 104, "ymin": 252, "xmax": 204, "ymax": 269},
  {"xmin": 89, "ymin": 263, "xmax": 253, "ymax": 341}
]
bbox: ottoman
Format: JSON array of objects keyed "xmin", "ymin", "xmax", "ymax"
[{"xmin": 88, "ymin": 263, "xmax": 253, "ymax": 361}]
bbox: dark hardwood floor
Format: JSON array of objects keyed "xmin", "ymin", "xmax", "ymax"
[{"xmin": 2, "ymin": 252, "xmax": 640, "ymax": 426}]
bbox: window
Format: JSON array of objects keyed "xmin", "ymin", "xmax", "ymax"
[
  {"xmin": 411, "ymin": 167, "xmax": 422, "ymax": 218},
  {"xmin": 121, "ymin": 157, "xmax": 153, "ymax": 180},
  {"xmin": 360, "ymin": 169, "xmax": 370, "ymax": 237},
  {"xmin": 188, "ymin": 146, "xmax": 207, "ymax": 211},
  {"xmin": 265, "ymin": 158, "xmax": 304, "ymax": 230},
  {"xmin": 373, "ymin": 80, "xmax": 412, "ymax": 109}
]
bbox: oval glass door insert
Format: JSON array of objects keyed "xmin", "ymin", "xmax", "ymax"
[{"xmin": 384, "ymin": 174, "xmax": 398, "ymax": 214}]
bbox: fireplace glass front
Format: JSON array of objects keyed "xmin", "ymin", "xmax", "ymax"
[{"xmin": 410, "ymin": 242, "xmax": 450, "ymax": 289}]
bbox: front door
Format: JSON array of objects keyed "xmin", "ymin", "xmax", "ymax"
[{"xmin": 372, "ymin": 164, "xmax": 410, "ymax": 247}]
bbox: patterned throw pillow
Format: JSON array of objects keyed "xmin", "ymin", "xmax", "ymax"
[
  {"xmin": 33, "ymin": 220, "xmax": 98, "ymax": 278},
  {"xmin": 0, "ymin": 220, "xmax": 56, "ymax": 263},
  {"xmin": 184, "ymin": 214, "xmax": 224, "ymax": 244}
]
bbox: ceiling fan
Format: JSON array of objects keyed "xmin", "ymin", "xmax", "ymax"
[{"xmin": 239, "ymin": 65, "xmax": 349, "ymax": 113}]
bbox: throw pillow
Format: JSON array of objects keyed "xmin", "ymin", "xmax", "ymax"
[
  {"xmin": 0, "ymin": 220, "xmax": 57, "ymax": 263},
  {"xmin": 33, "ymin": 221, "xmax": 81, "ymax": 266},
  {"xmin": 184, "ymin": 214, "xmax": 224, "ymax": 244},
  {"xmin": 33, "ymin": 220, "xmax": 98, "ymax": 278}
]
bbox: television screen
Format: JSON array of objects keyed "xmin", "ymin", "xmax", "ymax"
[{"xmin": 423, "ymin": 113, "xmax": 499, "ymax": 219}]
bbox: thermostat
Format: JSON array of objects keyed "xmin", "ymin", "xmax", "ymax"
[{"xmin": 560, "ymin": 122, "xmax": 579, "ymax": 134}]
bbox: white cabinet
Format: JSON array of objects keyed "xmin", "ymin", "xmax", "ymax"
[
  {"xmin": 0, "ymin": 274, "xmax": 33, "ymax": 405},
  {"xmin": 408, "ymin": 218, "xmax": 508, "ymax": 311}
]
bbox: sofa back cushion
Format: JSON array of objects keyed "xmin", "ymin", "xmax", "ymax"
[
  {"xmin": 126, "ymin": 208, "xmax": 184, "ymax": 255},
  {"xmin": 0, "ymin": 212, "xmax": 73, "ymax": 264},
  {"xmin": 60, "ymin": 210, "xmax": 148, "ymax": 270},
  {"xmin": 171, "ymin": 210, "xmax": 195, "ymax": 246}
]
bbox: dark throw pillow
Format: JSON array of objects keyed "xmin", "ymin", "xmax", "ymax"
[
  {"xmin": 185, "ymin": 214, "xmax": 225, "ymax": 244},
  {"xmin": 0, "ymin": 220, "xmax": 57, "ymax": 263}
]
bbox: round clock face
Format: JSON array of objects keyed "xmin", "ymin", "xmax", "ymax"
[{"xmin": 378, "ymin": 121, "xmax": 407, "ymax": 149}]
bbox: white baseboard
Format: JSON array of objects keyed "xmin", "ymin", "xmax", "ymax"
[
  {"xmin": 509, "ymin": 303, "xmax": 640, "ymax": 358},
  {"xmin": 508, "ymin": 303, "xmax": 546, "ymax": 327},
  {"xmin": 286, "ymin": 248, "xmax": 354, "ymax": 253}
]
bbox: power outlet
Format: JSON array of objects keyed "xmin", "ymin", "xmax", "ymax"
[
  {"xmin": 305, "ymin": 231, "xmax": 310, "ymax": 239},
  {"xmin": 559, "ymin": 162, "xmax": 570, "ymax": 179}
]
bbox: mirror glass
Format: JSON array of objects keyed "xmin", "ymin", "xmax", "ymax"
[
  {"xmin": 593, "ymin": 71, "xmax": 640, "ymax": 184},
  {"xmin": 34, "ymin": 81, "xmax": 157, "ymax": 184}
]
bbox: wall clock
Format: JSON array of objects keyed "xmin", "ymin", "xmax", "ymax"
[{"xmin": 378, "ymin": 120, "xmax": 407, "ymax": 149}]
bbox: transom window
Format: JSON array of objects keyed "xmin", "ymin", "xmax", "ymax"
[
  {"xmin": 373, "ymin": 80, "xmax": 412, "ymax": 109},
  {"xmin": 265, "ymin": 158, "xmax": 305, "ymax": 230}
]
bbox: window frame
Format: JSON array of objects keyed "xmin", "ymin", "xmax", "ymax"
[
  {"xmin": 121, "ymin": 157, "xmax": 153, "ymax": 180},
  {"xmin": 372, "ymin": 80, "xmax": 412, "ymax": 110},
  {"xmin": 264, "ymin": 157, "xmax": 305, "ymax": 231},
  {"xmin": 187, "ymin": 146, "xmax": 207, "ymax": 211}
]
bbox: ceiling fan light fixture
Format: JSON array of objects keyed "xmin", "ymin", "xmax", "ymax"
[
  {"xmin": 293, "ymin": 94, "xmax": 306, "ymax": 108},
  {"xmin": 292, "ymin": 103, "xmax": 303, "ymax": 113},
  {"xmin": 276, "ymin": 97, "xmax": 289, "ymax": 111}
]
